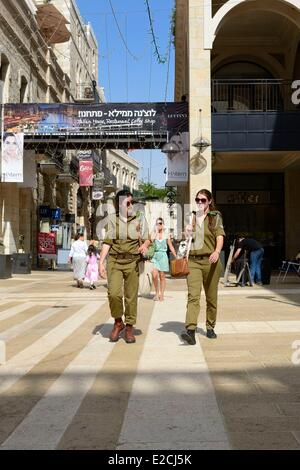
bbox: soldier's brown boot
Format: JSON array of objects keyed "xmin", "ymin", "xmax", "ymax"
[
  {"xmin": 124, "ymin": 324, "xmax": 136, "ymax": 344},
  {"xmin": 109, "ymin": 318, "xmax": 125, "ymax": 342}
]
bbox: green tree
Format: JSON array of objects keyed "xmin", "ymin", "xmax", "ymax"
[{"xmin": 133, "ymin": 181, "xmax": 174, "ymax": 201}]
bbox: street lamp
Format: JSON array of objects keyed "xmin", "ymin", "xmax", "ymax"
[
  {"xmin": 192, "ymin": 136, "xmax": 211, "ymax": 152},
  {"xmin": 192, "ymin": 109, "xmax": 211, "ymax": 152},
  {"xmin": 161, "ymin": 140, "xmax": 181, "ymax": 155}
]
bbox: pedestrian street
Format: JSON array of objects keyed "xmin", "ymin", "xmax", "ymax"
[{"xmin": 0, "ymin": 271, "xmax": 300, "ymax": 450}]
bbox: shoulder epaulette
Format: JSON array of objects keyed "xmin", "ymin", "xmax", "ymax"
[{"xmin": 208, "ymin": 210, "xmax": 220, "ymax": 216}]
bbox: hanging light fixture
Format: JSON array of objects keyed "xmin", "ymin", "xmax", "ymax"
[
  {"xmin": 192, "ymin": 109, "xmax": 211, "ymax": 152},
  {"xmin": 161, "ymin": 140, "xmax": 181, "ymax": 154}
]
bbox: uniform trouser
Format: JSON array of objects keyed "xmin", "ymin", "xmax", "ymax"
[
  {"xmin": 107, "ymin": 257, "xmax": 139, "ymax": 325},
  {"xmin": 185, "ymin": 258, "xmax": 222, "ymax": 331}
]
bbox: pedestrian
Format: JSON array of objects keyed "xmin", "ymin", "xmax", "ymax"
[
  {"xmin": 232, "ymin": 235, "xmax": 264, "ymax": 285},
  {"xmin": 68, "ymin": 232, "xmax": 88, "ymax": 288},
  {"xmin": 99, "ymin": 189, "xmax": 151, "ymax": 344},
  {"xmin": 84, "ymin": 244, "xmax": 100, "ymax": 290},
  {"xmin": 181, "ymin": 189, "xmax": 225, "ymax": 344},
  {"xmin": 151, "ymin": 217, "xmax": 177, "ymax": 301}
]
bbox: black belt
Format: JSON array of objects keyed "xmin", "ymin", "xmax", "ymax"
[
  {"xmin": 109, "ymin": 253, "xmax": 140, "ymax": 260},
  {"xmin": 189, "ymin": 254, "xmax": 210, "ymax": 260}
]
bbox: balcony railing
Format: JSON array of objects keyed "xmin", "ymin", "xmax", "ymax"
[{"xmin": 211, "ymin": 79, "xmax": 300, "ymax": 113}]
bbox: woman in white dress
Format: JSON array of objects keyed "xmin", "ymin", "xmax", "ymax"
[{"xmin": 68, "ymin": 233, "xmax": 88, "ymax": 288}]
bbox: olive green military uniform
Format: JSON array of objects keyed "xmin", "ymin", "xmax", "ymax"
[
  {"xmin": 103, "ymin": 213, "xmax": 149, "ymax": 326},
  {"xmin": 185, "ymin": 211, "xmax": 225, "ymax": 331}
]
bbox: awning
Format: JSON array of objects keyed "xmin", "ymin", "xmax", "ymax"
[{"xmin": 36, "ymin": 4, "xmax": 71, "ymax": 44}]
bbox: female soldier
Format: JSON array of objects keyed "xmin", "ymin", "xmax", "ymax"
[
  {"xmin": 99, "ymin": 190, "xmax": 150, "ymax": 344},
  {"xmin": 181, "ymin": 189, "xmax": 225, "ymax": 344}
]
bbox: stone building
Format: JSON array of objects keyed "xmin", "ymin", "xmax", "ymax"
[
  {"xmin": 107, "ymin": 149, "xmax": 139, "ymax": 193},
  {"xmin": 175, "ymin": 0, "xmax": 300, "ymax": 261},
  {"xmin": 0, "ymin": 0, "xmax": 71, "ymax": 256},
  {"xmin": 1, "ymin": 0, "xmax": 140, "ymax": 263}
]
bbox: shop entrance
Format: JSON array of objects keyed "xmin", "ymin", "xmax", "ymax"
[{"xmin": 213, "ymin": 173, "xmax": 284, "ymax": 268}]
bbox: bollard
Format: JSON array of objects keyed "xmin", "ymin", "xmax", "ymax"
[{"xmin": 0, "ymin": 340, "xmax": 6, "ymax": 365}]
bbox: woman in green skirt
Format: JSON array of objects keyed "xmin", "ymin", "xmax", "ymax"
[{"xmin": 151, "ymin": 217, "xmax": 177, "ymax": 301}]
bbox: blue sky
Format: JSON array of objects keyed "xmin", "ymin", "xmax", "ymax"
[{"xmin": 76, "ymin": 0, "xmax": 175, "ymax": 187}]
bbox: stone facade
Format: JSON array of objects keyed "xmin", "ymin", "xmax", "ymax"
[
  {"xmin": 107, "ymin": 150, "xmax": 139, "ymax": 193},
  {"xmin": 0, "ymin": 0, "xmax": 70, "ymax": 255},
  {"xmin": 175, "ymin": 0, "xmax": 300, "ymax": 258},
  {"xmin": 1, "ymin": 0, "xmax": 140, "ymax": 260}
]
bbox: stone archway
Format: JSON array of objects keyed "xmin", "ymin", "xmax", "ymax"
[{"xmin": 211, "ymin": 0, "xmax": 300, "ymax": 47}]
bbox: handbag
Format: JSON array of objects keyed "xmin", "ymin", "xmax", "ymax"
[
  {"xmin": 170, "ymin": 257, "xmax": 189, "ymax": 277},
  {"xmin": 144, "ymin": 243, "xmax": 155, "ymax": 260},
  {"xmin": 170, "ymin": 230, "xmax": 193, "ymax": 278}
]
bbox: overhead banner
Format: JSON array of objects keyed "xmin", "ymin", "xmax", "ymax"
[
  {"xmin": 3, "ymin": 102, "xmax": 188, "ymax": 137},
  {"xmin": 1, "ymin": 132, "xmax": 24, "ymax": 182},
  {"xmin": 79, "ymin": 160, "xmax": 93, "ymax": 186},
  {"xmin": 166, "ymin": 131, "xmax": 189, "ymax": 186}
]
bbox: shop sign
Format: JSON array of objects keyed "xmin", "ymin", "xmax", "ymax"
[
  {"xmin": 92, "ymin": 188, "xmax": 104, "ymax": 200},
  {"xmin": 37, "ymin": 232, "xmax": 56, "ymax": 255},
  {"xmin": 216, "ymin": 191, "xmax": 271, "ymax": 205},
  {"xmin": 39, "ymin": 205, "xmax": 51, "ymax": 218},
  {"xmin": 51, "ymin": 208, "xmax": 61, "ymax": 220},
  {"xmin": 79, "ymin": 160, "xmax": 93, "ymax": 186}
]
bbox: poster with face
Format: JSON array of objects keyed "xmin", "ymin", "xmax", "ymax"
[
  {"xmin": 1, "ymin": 132, "xmax": 24, "ymax": 182},
  {"xmin": 165, "ymin": 131, "xmax": 189, "ymax": 186}
]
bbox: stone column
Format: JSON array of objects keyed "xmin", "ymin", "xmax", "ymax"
[
  {"xmin": 42, "ymin": 174, "xmax": 57, "ymax": 208},
  {"xmin": 19, "ymin": 188, "xmax": 32, "ymax": 253},
  {"xmin": 189, "ymin": 0, "xmax": 212, "ymax": 204},
  {"xmin": 1, "ymin": 183, "xmax": 19, "ymax": 253}
]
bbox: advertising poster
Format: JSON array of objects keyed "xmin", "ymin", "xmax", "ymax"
[
  {"xmin": 1, "ymin": 132, "xmax": 24, "ymax": 182},
  {"xmin": 3, "ymin": 103, "xmax": 188, "ymax": 139},
  {"xmin": 37, "ymin": 232, "xmax": 57, "ymax": 255},
  {"xmin": 166, "ymin": 131, "xmax": 189, "ymax": 186},
  {"xmin": 79, "ymin": 160, "xmax": 93, "ymax": 186}
]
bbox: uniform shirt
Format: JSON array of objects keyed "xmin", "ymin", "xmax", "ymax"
[
  {"xmin": 237, "ymin": 238, "xmax": 262, "ymax": 252},
  {"xmin": 103, "ymin": 212, "xmax": 149, "ymax": 255},
  {"xmin": 189, "ymin": 211, "xmax": 225, "ymax": 256}
]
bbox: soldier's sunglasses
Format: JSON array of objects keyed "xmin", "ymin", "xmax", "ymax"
[{"xmin": 195, "ymin": 197, "xmax": 207, "ymax": 203}]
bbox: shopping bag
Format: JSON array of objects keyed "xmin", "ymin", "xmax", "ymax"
[{"xmin": 138, "ymin": 260, "xmax": 154, "ymax": 297}]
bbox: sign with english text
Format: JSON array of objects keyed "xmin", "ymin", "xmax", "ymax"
[{"xmin": 3, "ymin": 103, "xmax": 188, "ymax": 137}]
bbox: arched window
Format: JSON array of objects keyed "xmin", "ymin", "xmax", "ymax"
[
  {"xmin": 0, "ymin": 54, "xmax": 10, "ymax": 103},
  {"xmin": 212, "ymin": 61, "xmax": 282, "ymax": 111},
  {"xmin": 20, "ymin": 76, "xmax": 28, "ymax": 103}
]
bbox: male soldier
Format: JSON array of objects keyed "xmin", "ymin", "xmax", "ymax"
[{"xmin": 99, "ymin": 189, "xmax": 150, "ymax": 343}]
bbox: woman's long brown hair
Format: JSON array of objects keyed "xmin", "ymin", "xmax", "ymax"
[{"xmin": 195, "ymin": 189, "xmax": 218, "ymax": 233}]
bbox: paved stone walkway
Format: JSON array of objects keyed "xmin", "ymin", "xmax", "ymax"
[{"xmin": 0, "ymin": 270, "xmax": 299, "ymax": 449}]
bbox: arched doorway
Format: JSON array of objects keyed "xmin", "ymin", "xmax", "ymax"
[{"xmin": 210, "ymin": 0, "xmax": 300, "ymax": 261}]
